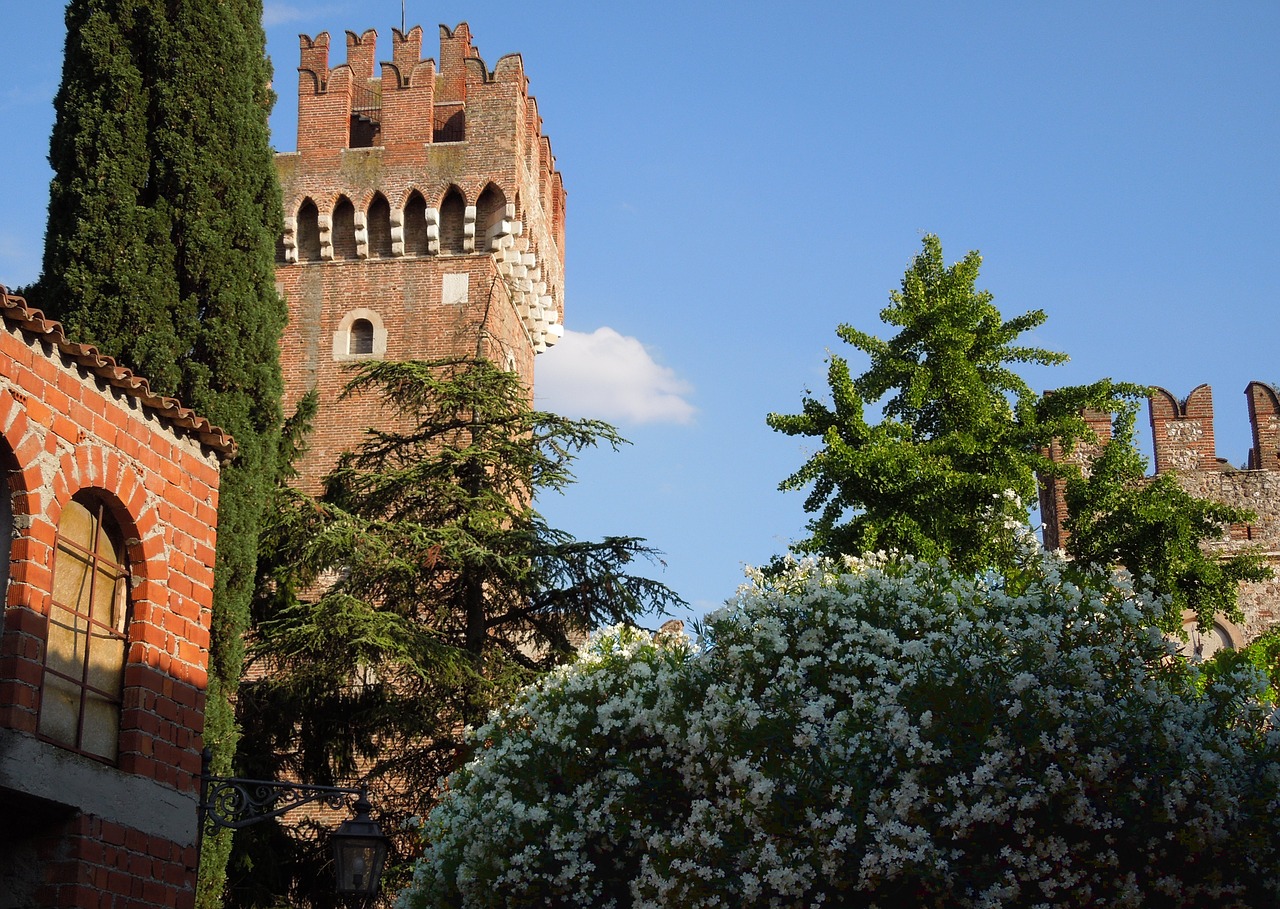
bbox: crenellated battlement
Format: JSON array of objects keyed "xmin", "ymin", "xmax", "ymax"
[
  {"xmin": 283, "ymin": 22, "xmax": 565, "ymax": 313},
  {"xmin": 1148, "ymin": 384, "xmax": 1218, "ymax": 474},
  {"xmin": 1147, "ymin": 382, "xmax": 1280, "ymax": 475},
  {"xmin": 292, "ymin": 23, "xmax": 544, "ymax": 153},
  {"xmin": 274, "ymin": 21, "xmax": 567, "ymax": 493},
  {"xmin": 1246, "ymin": 381, "xmax": 1280, "ymax": 470},
  {"xmin": 1039, "ymin": 382, "xmax": 1280, "ymax": 642}
]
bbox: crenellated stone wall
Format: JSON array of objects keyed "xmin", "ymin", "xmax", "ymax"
[{"xmin": 1041, "ymin": 382, "xmax": 1280, "ymax": 645}]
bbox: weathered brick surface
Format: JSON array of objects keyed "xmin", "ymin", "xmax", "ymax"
[
  {"xmin": 276, "ymin": 21, "xmax": 564, "ymax": 491},
  {"xmin": 0, "ymin": 292, "xmax": 226, "ymax": 908},
  {"xmin": 22, "ymin": 813, "xmax": 199, "ymax": 909},
  {"xmin": 1038, "ymin": 407, "xmax": 1112, "ymax": 552},
  {"xmin": 1041, "ymin": 383, "xmax": 1280, "ymax": 642}
]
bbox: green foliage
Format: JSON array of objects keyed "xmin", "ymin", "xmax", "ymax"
[
  {"xmin": 36, "ymin": 3, "xmax": 285, "ymax": 905},
  {"xmin": 404, "ymin": 554, "xmax": 1280, "ymax": 909},
  {"xmin": 36, "ymin": 0, "xmax": 181, "ymax": 389},
  {"xmin": 1064, "ymin": 406, "xmax": 1270, "ymax": 633},
  {"xmin": 769, "ymin": 235, "xmax": 1141, "ymax": 573},
  {"xmin": 1199, "ymin": 627, "xmax": 1280, "ymax": 704},
  {"xmin": 230, "ymin": 359, "xmax": 683, "ymax": 908}
]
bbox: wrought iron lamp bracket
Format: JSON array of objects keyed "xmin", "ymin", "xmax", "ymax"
[{"xmin": 198, "ymin": 747, "xmax": 365, "ymax": 831}]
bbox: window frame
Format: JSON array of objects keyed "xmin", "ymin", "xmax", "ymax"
[
  {"xmin": 37, "ymin": 493, "xmax": 132, "ymax": 762},
  {"xmin": 333, "ymin": 309, "xmax": 388, "ymax": 361}
]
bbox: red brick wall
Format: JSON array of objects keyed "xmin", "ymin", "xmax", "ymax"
[
  {"xmin": 0, "ymin": 296, "xmax": 226, "ymax": 908},
  {"xmin": 28, "ymin": 814, "xmax": 199, "ymax": 909},
  {"xmin": 277, "ymin": 256, "xmax": 532, "ymax": 491}
]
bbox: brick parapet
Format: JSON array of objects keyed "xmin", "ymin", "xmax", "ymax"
[
  {"xmin": 1246, "ymin": 381, "xmax": 1280, "ymax": 471},
  {"xmin": 1040, "ymin": 383, "xmax": 1280, "ymax": 642},
  {"xmin": 1150, "ymin": 384, "xmax": 1218, "ymax": 473}
]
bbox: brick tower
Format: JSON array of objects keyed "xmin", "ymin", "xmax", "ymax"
[{"xmin": 275, "ymin": 23, "xmax": 566, "ymax": 491}]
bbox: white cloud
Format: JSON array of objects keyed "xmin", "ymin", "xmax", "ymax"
[{"xmin": 536, "ymin": 327, "xmax": 696, "ymax": 426}]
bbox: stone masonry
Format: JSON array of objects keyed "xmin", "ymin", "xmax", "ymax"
[{"xmin": 1040, "ymin": 382, "xmax": 1280, "ymax": 647}]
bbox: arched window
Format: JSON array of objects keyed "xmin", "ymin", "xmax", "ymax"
[
  {"xmin": 349, "ymin": 318, "xmax": 375, "ymax": 355},
  {"xmin": 404, "ymin": 191, "xmax": 430, "ymax": 256},
  {"xmin": 332, "ymin": 196, "xmax": 358, "ymax": 260},
  {"xmin": 39, "ymin": 493, "xmax": 131, "ymax": 761},
  {"xmin": 439, "ymin": 188, "xmax": 466, "ymax": 256},
  {"xmin": 367, "ymin": 194, "xmax": 393, "ymax": 258},
  {"xmin": 333, "ymin": 309, "xmax": 387, "ymax": 361},
  {"xmin": 1178, "ymin": 612, "xmax": 1244, "ymax": 662},
  {"xmin": 297, "ymin": 199, "xmax": 321, "ymax": 261},
  {"xmin": 475, "ymin": 184, "xmax": 507, "ymax": 254}
]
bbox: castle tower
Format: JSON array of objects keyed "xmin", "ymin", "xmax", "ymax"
[{"xmin": 275, "ymin": 23, "xmax": 566, "ymax": 491}]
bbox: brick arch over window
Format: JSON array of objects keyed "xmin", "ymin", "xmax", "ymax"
[
  {"xmin": 475, "ymin": 183, "xmax": 507, "ymax": 254},
  {"xmin": 439, "ymin": 187, "xmax": 467, "ymax": 256},
  {"xmin": 332, "ymin": 196, "xmax": 358, "ymax": 260},
  {"xmin": 0, "ymin": 389, "xmax": 38, "ymax": 532},
  {"xmin": 0, "ymin": 437, "xmax": 17, "ymax": 626},
  {"xmin": 403, "ymin": 190, "xmax": 430, "ymax": 256},
  {"xmin": 56, "ymin": 448, "xmax": 160, "ymax": 566},
  {"xmin": 367, "ymin": 193, "xmax": 393, "ymax": 258},
  {"xmin": 297, "ymin": 198, "xmax": 321, "ymax": 261}
]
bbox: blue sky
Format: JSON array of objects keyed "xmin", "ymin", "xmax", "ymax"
[{"xmin": 1, "ymin": 2, "xmax": 1277, "ymax": 620}]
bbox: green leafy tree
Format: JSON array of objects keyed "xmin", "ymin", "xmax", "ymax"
[
  {"xmin": 768, "ymin": 234, "xmax": 1139, "ymax": 573},
  {"xmin": 229, "ymin": 358, "xmax": 683, "ymax": 907},
  {"xmin": 35, "ymin": 3, "xmax": 285, "ymax": 903},
  {"xmin": 1064, "ymin": 406, "xmax": 1270, "ymax": 633}
]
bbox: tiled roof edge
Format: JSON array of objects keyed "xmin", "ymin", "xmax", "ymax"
[{"xmin": 0, "ymin": 287, "xmax": 238, "ymax": 461}]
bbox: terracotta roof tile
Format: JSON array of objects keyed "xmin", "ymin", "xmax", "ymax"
[{"xmin": 0, "ymin": 287, "xmax": 237, "ymax": 460}]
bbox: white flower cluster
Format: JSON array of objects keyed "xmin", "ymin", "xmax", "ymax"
[{"xmin": 398, "ymin": 554, "xmax": 1280, "ymax": 909}]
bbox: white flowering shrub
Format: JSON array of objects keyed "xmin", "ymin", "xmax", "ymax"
[{"xmin": 399, "ymin": 555, "xmax": 1280, "ymax": 909}]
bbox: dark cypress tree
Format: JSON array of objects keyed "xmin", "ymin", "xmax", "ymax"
[
  {"xmin": 38, "ymin": 0, "xmax": 185, "ymax": 390},
  {"xmin": 37, "ymin": 2, "xmax": 285, "ymax": 905}
]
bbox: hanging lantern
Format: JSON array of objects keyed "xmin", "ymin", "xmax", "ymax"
[{"xmin": 331, "ymin": 787, "xmax": 390, "ymax": 896}]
